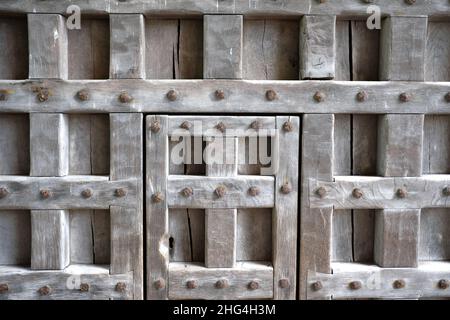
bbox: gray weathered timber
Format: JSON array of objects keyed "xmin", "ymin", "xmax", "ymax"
[
  {"xmin": 273, "ymin": 116, "xmax": 299, "ymax": 300},
  {"xmin": 109, "ymin": 113, "xmax": 143, "ymax": 300},
  {"xmin": 377, "ymin": 115, "xmax": 424, "ymax": 177},
  {"xmin": 1, "ymin": 1, "xmax": 449, "ymax": 17},
  {"xmin": 168, "ymin": 262, "xmax": 273, "ymax": 300},
  {"xmin": 2, "ymin": 80, "xmax": 450, "ymax": 114},
  {"xmin": 146, "ymin": 115, "xmax": 169, "ymax": 300},
  {"xmin": 0, "ymin": 265, "xmax": 133, "ymax": 300},
  {"xmin": 31, "ymin": 210, "xmax": 70, "ymax": 270},
  {"xmin": 300, "ymin": 114, "xmax": 334, "ymax": 300},
  {"xmin": 300, "ymin": 15, "xmax": 336, "ymax": 79},
  {"xmin": 204, "ymin": 15, "xmax": 243, "ymax": 79},
  {"xmin": 167, "ymin": 175, "xmax": 274, "ymax": 209},
  {"xmin": 374, "ymin": 209, "xmax": 420, "ymax": 268},
  {"xmin": 110, "ymin": 14, "xmax": 145, "ymax": 79},
  {"xmin": 0, "ymin": 210, "xmax": 30, "ymax": 266},
  {"xmin": 426, "ymin": 22, "xmax": 450, "ymax": 82},
  {"xmin": 309, "ymin": 175, "xmax": 450, "ymax": 210},
  {"xmin": 30, "ymin": 113, "xmax": 69, "ymax": 177},
  {"xmin": 0, "ymin": 17, "xmax": 28, "ymax": 79},
  {"xmin": 307, "ymin": 262, "xmax": 450, "ymax": 300},
  {"xmin": 420, "ymin": 208, "xmax": 450, "ymax": 261},
  {"xmin": 205, "ymin": 138, "xmax": 238, "ymax": 268},
  {"xmin": 27, "ymin": 14, "xmax": 68, "ymax": 80},
  {"xmin": 380, "ymin": 16, "xmax": 427, "ymax": 81},
  {"xmin": 0, "ymin": 115, "xmax": 29, "ymax": 175},
  {"xmin": 0, "ymin": 176, "xmax": 136, "ymax": 210}
]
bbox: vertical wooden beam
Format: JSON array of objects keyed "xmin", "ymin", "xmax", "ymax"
[
  {"xmin": 273, "ymin": 116, "xmax": 299, "ymax": 300},
  {"xmin": 300, "ymin": 114, "xmax": 334, "ymax": 300},
  {"xmin": 31, "ymin": 210, "xmax": 70, "ymax": 270},
  {"xmin": 205, "ymin": 137, "xmax": 238, "ymax": 268},
  {"xmin": 299, "ymin": 15, "xmax": 336, "ymax": 79},
  {"xmin": 203, "ymin": 15, "xmax": 243, "ymax": 79},
  {"xmin": 110, "ymin": 14, "xmax": 146, "ymax": 79},
  {"xmin": 380, "ymin": 16, "xmax": 427, "ymax": 81},
  {"xmin": 110, "ymin": 113, "xmax": 143, "ymax": 299},
  {"xmin": 28, "ymin": 14, "xmax": 68, "ymax": 79},
  {"xmin": 147, "ymin": 115, "xmax": 169, "ymax": 300},
  {"xmin": 30, "ymin": 113, "xmax": 69, "ymax": 177}
]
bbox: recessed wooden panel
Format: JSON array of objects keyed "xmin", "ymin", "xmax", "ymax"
[{"xmin": 0, "ymin": 16, "xmax": 28, "ymax": 79}]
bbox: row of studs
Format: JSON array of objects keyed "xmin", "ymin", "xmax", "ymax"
[
  {"xmin": 311, "ymin": 279, "xmax": 450, "ymax": 292},
  {"xmin": 315, "ymin": 186, "xmax": 450, "ymax": 199},
  {"xmin": 0, "ymin": 187, "xmax": 127, "ymax": 199},
  {"xmin": 0, "ymin": 282, "xmax": 128, "ymax": 295},
  {"xmin": 152, "ymin": 278, "xmax": 291, "ymax": 290}
]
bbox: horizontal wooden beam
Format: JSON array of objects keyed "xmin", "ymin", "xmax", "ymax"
[
  {"xmin": 167, "ymin": 175, "xmax": 274, "ymax": 209},
  {"xmin": 0, "ymin": 176, "xmax": 137, "ymax": 210},
  {"xmin": 309, "ymin": 175, "xmax": 450, "ymax": 210},
  {"xmin": 0, "ymin": 1, "xmax": 448, "ymax": 17},
  {"xmin": 307, "ymin": 262, "xmax": 450, "ymax": 300},
  {"xmin": 1, "ymin": 80, "xmax": 449, "ymax": 114},
  {"xmin": 168, "ymin": 262, "xmax": 273, "ymax": 300},
  {"xmin": 0, "ymin": 264, "xmax": 133, "ymax": 300}
]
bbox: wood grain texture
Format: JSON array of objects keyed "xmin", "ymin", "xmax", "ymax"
[
  {"xmin": 1, "ymin": 80, "xmax": 450, "ymax": 114},
  {"xmin": 300, "ymin": 114, "xmax": 334, "ymax": 300},
  {"xmin": 27, "ymin": 14, "xmax": 68, "ymax": 79},
  {"xmin": 110, "ymin": 14, "xmax": 145, "ymax": 79},
  {"xmin": 0, "ymin": 17, "xmax": 28, "ymax": 79},
  {"xmin": 300, "ymin": 15, "xmax": 336, "ymax": 79},
  {"xmin": 204, "ymin": 15, "xmax": 243, "ymax": 79},
  {"xmin": 0, "ymin": 115, "xmax": 29, "ymax": 175},
  {"xmin": 426, "ymin": 22, "xmax": 450, "ymax": 82},
  {"xmin": 31, "ymin": 210, "xmax": 70, "ymax": 270},
  {"xmin": 380, "ymin": 16, "xmax": 427, "ymax": 81},
  {"xmin": 0, "ymin": 210, "xmax": 30, "ymax": 265},
  {"xmin": 0, "ymin": 264, "xmax": 133, "ymax": 300},
  {"xmin": 237, "ymin": 208, "xmax": 272, "ymax": 261},
  {"xmin": 419, "ymin": 208, "xmax": 450, "ymax": 261},
  {"xmin": 168, "ymin": 262, "xmax": 273, "ymax": 300}
]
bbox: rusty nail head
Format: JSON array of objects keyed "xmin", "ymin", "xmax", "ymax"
[
  {"xmin": 283, "ymin": 121, "xmax": 293, "ymax": 132},
  {"xmin": 40, "ymin": 189, "xmax": 51, "ymax": 199},
  {"xmin": 356, "ymin": 90, "xmax": 368, "ymax": 102},
  {"xmin": 118, "ymin": 92, "xmax": 133, "ymax": 103},
  {"xmin": 311, "ymin": 281, "xmax": 323, "ymax": 291},
  {"xmin": 396, "ymin": 188, "xmax": 407, "ymax": 199},
  {"xmin": 167, "ymin": 89, "xmax": 178, "ymax": 101},
  {"xmin": 152, "ymin": 192, "xmax": 164, "ymax": 203},
  {"xmin": 393, "ymin": 279, "xmax": 405, "ymax": 289},
  {"xmin": 180, "ymin": 121, "xmax": 192, "ymax": 130},
  {"xmin": 352, "ymin": 188, "xmax": 363, "ymax": 199},
  {"xmin": 154, "ymin": 278, "xmax": 166, "ymax": 290},
  {"xmin": 77, "ymin": 89, "xmax": 89, "ymax": 101},
  {"xmin": 215, "ymin": 89, "xmax": 225, "ymax": 100},
  {"xmin": 0, "ymin": 187, "xmax": 9, "ymax": 198},
  {"xmin": 313, "ymin": 91, "xmax": 325, "ymax": 102},
  {"xmin": 349, "ymin": 281, "xmax": 362, "ymax": 290},
  {"xmin": 215, "ymin": 185, "xmax": 226, "ymax": 198},
  {"xmin": 281, "ymin": 183, "xmax": 292, "ymax": 194},
  {"xmin": 215, "ymin": 122, "xmax": 226, "ymax": 133},
  {"xmin": 115, "ymin": 282, "xmax": 127, "ymax": 293},
  {"xmin": 38, "ymin": 285, "xmax": 52, "ymax": 296},
  {"xmin": 181, "ymin": 187, "xmax": 193, "ymax": 198},
  {"xmin": 405, "ymin": 0, "xmax": 416, "ymax": 4},
  {"xmin": 438, "ymin": 279, "xmax": 449, "ymax": 289},
  {"xmin": 114, "ymin": 188, "xmax": 127, "ymax": 198},
  {"xmin": 443, "ymin": 187, "xmax": 450, "ymax": 197},
  {"xmin": 186, "ymin": 280, "xmax": 198, "ymax": 289},
  {"xmin": 315, "ymin": 186, "xmax": 326, "ymax": 198},
  {"xmin": 266, "ymin": 89, "xmax": 277, "ymax": 101},
  {"xmin": 250, "ymin": 120, "xmax": 262, "ymax": 130},
  {"xmin": 0, "ymin": 283, "xmax": 8, "ymax": 293},
  {"xmin": 37, "ymin": 90, "xmax": 49, "ymax": 102},
  {"xmin": 248, "ymin": 186, "xmax": 260, "ymax": 197},
  {"xmin": 215, "ymin": 279, "xmax": 229, "ymax": 289},
  {"xmin": 248, "ymin": 280, "xmax": 259, "ymax": 290},
  {"xmin": 80, "ymin": 283, "xmax": 90, "ymax": 292},
  {"xmin": 0, "ymin": 93, "xmax": 7, "ymax": 101},
  {"xmin": 279, "ymin": 278, "xmax": 290, "ymax": 289},
  {"xmin": 81, "ymin": 188, "xmax": 93, "ymax": 198},
  {"xmin": 150, "ymin": 120, "xmax": 161, "ymax": 133},
  {"xmin": 445, "ymin": 92, "xmax": 450, "ymax": 103},
  {"xmin": 399, "ymin": 92, "xmax": 412, "ymax": 102}
]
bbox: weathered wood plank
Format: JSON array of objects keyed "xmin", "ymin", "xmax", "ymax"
[
  {"xmin": 168, "ymin": 262, "xmax": 273, "ymax": 300},
  {"xmin": 300, "ymin": 114, "xmax": 334, "ymax": 300},
  {"xmin": 31, "ymin": 210, "xmax": 70, "ymax": 270},
  {"xmin": 0, "ymin": 115, "xmax": 29, "ymax": 175},
  {"xmin": 110, "ymin": 14, "xmax": 145, "ymax": 79},
  {"xmin": 204, "ymin": 15, "xmax": 243, "ymax": 79},
  {"xmin": 0, "ymin": 17, "xmax": 28, "ymax": 79},
  {"xmin": 167, "ymin": 175, "xmax": 275, "ymax": 209},
  {"xmin": 0, "ymin": 264, "xmax": 133, "ymax": 300},
  {"xmin": 426, "ymin": 22, "xmax": 450, "ymax": 82},
  {"xmin": 0, "ymin": 210, "xmax": 30, "ymax": 265},
  {"xmin": 307, "ymin": 261, "xmax": 450, "ymax": 300},
  {"xmin": 419, "ymin": 208, "xmax": 450, "ymax": 261},
  {"xmin": 380, "ymin": 16, "xmax": 427, "ymax": 81},
  {"xmin": 1, "ymin": 80, "xmax": 450, "ymax": 114},
  {"xmin": 27, "ymin": 14, "xmax": 68, "ymax": 79},
  {"xmin": 30, "ymin": 113, "xmax": 69, "ymax": 177},
  {"xmin": 109, "ymin": 113, "xmax": 143, "ymax": 300},
  {"xmin": 300, "ymin": 15, "xmax": 336, "ymax": 79}
]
